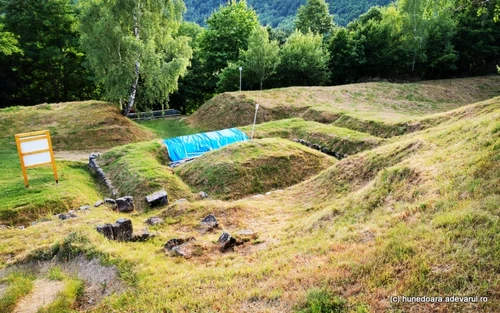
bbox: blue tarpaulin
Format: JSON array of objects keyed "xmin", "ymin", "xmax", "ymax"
[{"xmin": 163, "ymin": 128, "xmax": 249, "ymax": 162}]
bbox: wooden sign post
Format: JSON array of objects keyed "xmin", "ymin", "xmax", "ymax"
[{"xmin": 14, "ymin": 130, "xmax": 58, "ymax": 187}]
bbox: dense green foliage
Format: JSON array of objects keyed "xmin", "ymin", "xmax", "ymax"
[
  {"xmin": 453, "ymin": 1, "xmax": 500, "ymax": 76},
  {"xmin": 295, "ymin": 0, "xmax": 334, "ymax": 36},
  {"xmin": 215, "ymin": 62, "xmax": 243, "ymax": 93},
  {"xmin": 79, "ymin": 0, "xmax": 192, "ymax": 114},
  {"xmin": 169, "ymin": 22, "xmax": 210, "ymax": 114},
  {"xmin": 198, "ymin": 0, "xmax": 259, "ymax": 79},
  {"xmin": 0, "ymin": 0, "xmax": 97, "ymax": 107},
  {"xmin": 183, "ymin": 0, "xmax": 392, "ymax": 29},
  {"xmin": 0, "ymin": 23, "xmax": 21, "ymax": 56},
  {"xmin": 277, "ymin": 30, "xmax": 330, "ymax": 86},
  {"xmin": 177, "ymin": 0, "xmax": 500, "ymax": 112},
  {"xmin": 327, "ymin": 0, "xmax": 500, "ymax": 84},
  {"xmin": 241, "ymin": 26, "xmax": 280, "ymax": 90},
  {"xmin": 182, "ymin": 0, "xmax": 259, "ymax": 105},
  {"xmin": 217, "ymin": 26, "xmax": 280, "ymax": 91},
  {"xmin": 0, "ymin": 0, "xmax": 498, "ymax": 112}
]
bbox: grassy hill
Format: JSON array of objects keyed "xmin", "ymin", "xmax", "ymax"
[
  {"xmin": 0, "ymin": 82, "xmax": 499, "ymax": 312},
  {"xmin": 0, "ymin": 101, "xmax": 155, "ymax": 151},
  {"xmin": 176, "ymin": 138, "xmax": 336, "ymax": 199},
  {"xmin": 97, "ymin": 140, "xmax": 195, "ymax": 207},
  {"xmin": 0, "ymin": 101, "xmax": 155, "ymax": 225},
  {"xmin": 240, "ymin": 118, "xmax": 383, "ymax": 156},
  {"xmin": 188, "ymin": 76, "xmax": 500, "ymax": 137}
]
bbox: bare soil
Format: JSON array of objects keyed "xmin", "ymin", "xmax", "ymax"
[
  {"xmin": 54, "ymin": 150, "xmax": 93, "ymax": 162},
  {"xmin": 0, "ymin": 283, "xmax": 7, "ymax": 299},
  {"xmin": 60, "ymin": 255, "xmax": 126, "ymax": 310},
  {"xmin": 13, "ymin": 279, "xmax": 64, "ymax": 313},
  {"xmin": 0, "ymin": 255, "xmax": 126, "ymax": 311}
]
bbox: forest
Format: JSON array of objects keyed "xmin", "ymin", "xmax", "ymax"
[
  {"xmin": 183, "ymin": 0, "xmax": 392, "ymax": 29},
  {"xmin": 0, "ymin": 0, "xmax": 499, "ymax": 114}
]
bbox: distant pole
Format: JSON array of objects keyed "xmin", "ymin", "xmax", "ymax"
[
  {"xmin": 251, "ymin": 103, "xmax": 259, "ymax": 140},
  {"xmin": 239, "ymin": 67, "xmax": 242, "ymax": 91}
]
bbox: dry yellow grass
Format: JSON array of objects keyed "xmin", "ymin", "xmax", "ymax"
[
  {"xmin": 0, "ymin": 101, "xmax": 155, "ymax": 151},
  {"xmin": 187, "ymin": 76, "xmax": 500, "ymax": 137},
  {"xmin": 1, "ymin": 94, "xmax": 499, "ymax": 312}
]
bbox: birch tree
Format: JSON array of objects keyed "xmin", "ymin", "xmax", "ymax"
[
  {"xmin": 277, "ymin": 30, "xmax": 330, "ymax": 86},
  {"xmin": 400, "ymin": 0, "xmax": 428, "ymax": 73},
  {"xmin": 295, "ymin": 0, "xmax": 334, "ymax": 36},
  {"xmin": 79, "ymin": 0, "xmax": 192, "ymax": 115},
  {"xmin": 240, "ymin": 26, "xmax": 280, "ymax": 90}
]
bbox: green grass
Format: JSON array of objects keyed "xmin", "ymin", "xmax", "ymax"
[
  {"xmin": 48, "ymin": 266, "xmax": 65, "ymax": 281},
  {"xmin": 0, "ymin": 101, "xmax": 158, "ymax": 225},
  {"xmin": 98, "ymin": 140, "xmax": 194, "ymax": 207},
  {"xmin": 296, "ymin": 289, "xmax": 347, "ymax": 313},
  {"xmin": 240, "ymin": 118, "xmax": 383, "ymax": 156},
  {"xmin": 137, "ymin": 117, "xmax": 204, "ymax": 139},
  {"xmin": 0, "ymin": 137, "xmax": 104, "ymax": 225},
  {"xmin": 0, "ymin": 271, "xmax": 35, "ymax": 313},
  {"xmin": 176, "ymin": 138, "xmax": 336, "ymax": 200},
  {"xmin": 0, "ymin": 88, "xmax": 500, "ymax": 312},
  {"xmin": 38, "ymin": 269, "xmax": 84, "ymax": 313}
]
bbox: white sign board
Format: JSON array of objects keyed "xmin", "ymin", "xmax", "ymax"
[
  {"xmin": 20, "ymin": 136, "xmax": 49, "ymax": 153},
  {"xmin": 24, "ymin": 151, "xmax": 52, "ymax": 167},
  {"xmin": 15, "ymin": 130, "xmax": 58, "ymax": 187}
]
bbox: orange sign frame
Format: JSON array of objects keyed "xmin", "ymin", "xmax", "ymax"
[{"xmin": 14, "ymin": 130, "xmax": 58, "ymax": 187}]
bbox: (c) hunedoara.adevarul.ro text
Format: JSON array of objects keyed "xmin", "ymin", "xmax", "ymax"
[{"xmin": 389, "ymin": 295, "xmax": 488, "ymax": 304}]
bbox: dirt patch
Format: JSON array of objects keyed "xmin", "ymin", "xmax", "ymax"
[
  {"xmin": 60, "ymin": 255, "xmax": 125, "ymax": 309},
  {"xmin": 0, "ymin": 283, "xmax": 7, "ymax": 299},
  {"xmin": 54, "ymin": 150, "xmax": 95, "ymax": 162},
  {"xmin": 13, "ymin": 279, "xmax": 64, "ymax": 313},
  {"xmin": 0, "ymin": 255, "xmax": 126, "ymax": 310}
]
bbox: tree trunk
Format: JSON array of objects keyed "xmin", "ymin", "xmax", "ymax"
[
  {"xmin": 124, "ymin": 61, "xmax": 140, "ymax": 116},
  {"xmin": 123, "ymin": 5, "xmax": 141, "ymax": 116},
  {"xmin": 412, "ymin": 48, "xmax": 416, "ymax": 73}
]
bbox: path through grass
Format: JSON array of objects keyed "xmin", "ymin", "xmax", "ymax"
[{"xmin": 137, "ymin": 117, "xmax": 204, "ymax": 139}]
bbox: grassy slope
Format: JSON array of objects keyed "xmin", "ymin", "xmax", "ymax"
[
  {"xmin": 0, "ymin": 102, "xmax": 155, "ymax": 225},
  {"xmin": 0, "ymin": 93, "xmax": 499, "ymax": 312},
  {"xmin": 176, "ymin": 138, "xmax": 336, "ymax": 200},
  {"xmin": 0, "ymin": 97, "xmax": 498, "ymax": 312},
  {"xmin": 96, "ymin": 117, "xmax": 210, "ymax": 208},
  {"xmin": 136, "ymin": 117, "xmax": 204, "ymax": 139},
  {"xmin": 276, "ymin": 97, "xmax": 500, "ymax": 311},
  {"xmin": 240, "ymin": 118, "xmax": 383, "ymax": 156},
  {"xmin": 187, "ymin": 76, "xmax": 500, "ymax": 137},
  {"xmin": 0, "ymin": 101, "xmax": 155, "ymax": 151},
  {"xmin": 98, "ymin": 141, "xmax": 194, "ymax": 207},
  {"xmin": 0, "ymin": 146, "xmax": 103, "ymax": 225},
  {"xmin": 0, "ymin": 272, "xmax": 34, "ymax": 313}
]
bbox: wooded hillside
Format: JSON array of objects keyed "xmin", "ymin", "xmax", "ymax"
[{"xmin": 183, "ymin": 0, "xmax": 392, "ymax": 28}]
